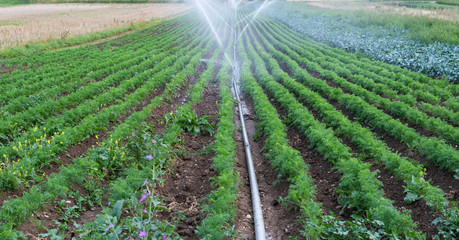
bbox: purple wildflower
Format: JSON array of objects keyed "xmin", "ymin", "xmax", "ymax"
[
  {"xmin": 138, "ymin": 230, "xmax": 147, "ymax": 238},
  {"xmin": 162, "ymin": 234, "xmax": 166, "ymax": 240},
  {"xmin": 138, "ymin": 192, "xmax": 149, "ymax": 203},
  {"xmin": 145, "ymin": 155, "xmax": 153, "ymax": 160},
  {"xmin": 108, "ymin": 201, "xmax": 111, "ymax": 206},
  {"xmin": 123, "ymin": 237, "xmax": 130, "ymax": 240},
  {"xmin": 143, "ymin": 209, "xmax": 153, "ymax": 214},
  {"xmin": 105, "ymin": 224, "xmax": 114, "ymax": 232},
  {"xmin": 141, "ymin": 178, "xmax": 148, "ymax": 187}
]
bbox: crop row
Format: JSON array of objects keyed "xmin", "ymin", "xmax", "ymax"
[
  {"xmin": 248, "ymin": 20, "xmax": 457, "ymax": 218},
  {"xmin": 0, "ymin": 21, "xmax": 201, "ymax": 144},
  {"xmin": 242, "ymin": 25, "xmax": 423, "ymax": 238},
  {"xmin": 196, "ymin": 34, "xmax": 240, "ymax": 237},
  {"xmin": 258, "ymin": 20, "xmax": 458, "ymax": 146},
  {"xmin": 0, "ymin": 23, "xmax": 196, "ymax": 139},
  {"xmin": 238, "ymin": 33, "xmax": 324, "ymax": 239},
  {"xmin": 0, "ymin": 25, "xmax": 182, "ymax": 111},
  {"xmin": 0, "ymin": 20, "xmax": 175, "ymax": 88},
  {"xmin": 0, "ymin": 21, "xmax": 212, "ymax": 191},
  {"xmin": 252, "ymin": 18, "xmax": 459, "ymax": 174},
  {"xmin": 0, "ymin": 20, "xmax": 215, "ymax": 237},
  {"xmin": 77, "ymin": 41, "xmax": 226, "ymax": 239},
  {"xmin": 0, "ymin": 17, "xmax": 183, "ymax": 74}
]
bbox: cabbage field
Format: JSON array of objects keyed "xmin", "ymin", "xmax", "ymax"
[{"xmin": 0, "ymin": 2, "xmax": 458, "ymax": 240}]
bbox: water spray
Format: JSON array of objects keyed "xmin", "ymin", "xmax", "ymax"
[
  {"xmin": 236, "ymin": 0, "xmax": 274, "ymax": 44},
  {"xmin": 193, "ymin": 0, "xmax": 233, "ymax": 65}
]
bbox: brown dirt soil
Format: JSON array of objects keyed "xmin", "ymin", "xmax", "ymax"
[
  {"xmin": 16, "ymin": 183, "xmax": 105, "ymax": 240},
  {"xmin": 369, "ymin": 163, "xmax": 441, "ymax": 238},
  {"xmin": 264, "ymin": 90, "xmax": 349, "ymax": 221},
  {"xmin": 233, "ymin": 79, "xmax": 303, "ymax": 239},
  {"xmin": 156, "ymin": 83, "xmax": 220, "ymax": 239}
]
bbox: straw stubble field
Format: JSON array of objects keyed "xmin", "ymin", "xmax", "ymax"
[{"xmin": 0, "ymin": 3, "xmax": 191, "ymax": 49}]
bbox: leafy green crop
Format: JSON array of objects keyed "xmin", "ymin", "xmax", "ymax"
[{"xmin": 164, "ymin": 106, "xmax": 214, "ymax": 136}]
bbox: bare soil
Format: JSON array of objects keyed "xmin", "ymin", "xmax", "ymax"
[{"xmin": 156, "ymin": 80, "xmax": 220, "ymax": 239}]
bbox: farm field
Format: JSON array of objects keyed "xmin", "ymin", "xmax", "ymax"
[
  {"xmin": 0, "ymin": 3, "xmax": 191, "ymax": 49},
  {"xmin": 0, "ymin": 1, "xmax": 458, "ymax": 239}
]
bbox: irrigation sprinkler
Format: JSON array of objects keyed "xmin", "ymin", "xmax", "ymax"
[{"xmin": 193, "ymin": 0, "xmax": 277, "ymax": 239}]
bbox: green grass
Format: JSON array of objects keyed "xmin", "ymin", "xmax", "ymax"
[
  {"xmin": 437, "ymin": 0, "xmax": 459, "ymax": 6},
  {"xmin": 0, "ymin": 0, "xmax": 30, "ymax": 7},
  {"xmin": 286, "ymin": 2, "xmax": 459, "ymax": 45},
  {"xmin": 400, "ymin": 2, "xmax": 459, "ymax": 9},
  {"xmin": 344, "ymin": 11, "xmax": 459, "ymax": 45}
]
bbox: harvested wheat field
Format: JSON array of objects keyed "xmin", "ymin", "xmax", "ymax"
[{"xmin": 0, "ymin": 3, "xmax": 191, "ymax": 49}]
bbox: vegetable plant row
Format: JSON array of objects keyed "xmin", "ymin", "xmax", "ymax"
[
  {"xmin": 0, "ymin": 21, "xmax": 212, "ymax": 192},
  {"xmin": 0, "ymin": 13, "xmax": 226, "ymax": 238}
]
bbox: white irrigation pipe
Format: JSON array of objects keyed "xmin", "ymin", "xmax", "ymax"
[{"xmin": 232, "ymin": 13, "xmax": 266, "ymax": 238}]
